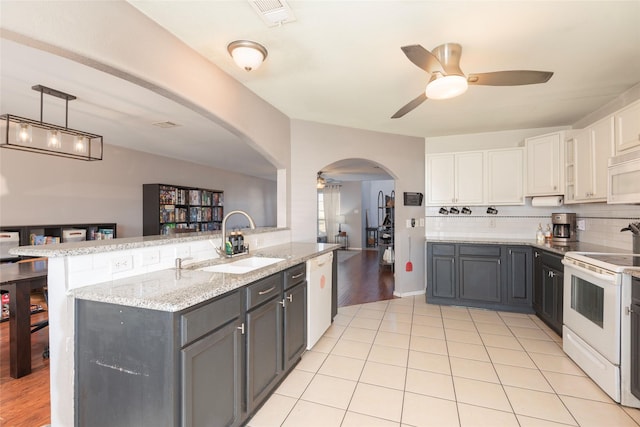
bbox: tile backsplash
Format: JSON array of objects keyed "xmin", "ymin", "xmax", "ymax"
[{"xmin": 425, "ymin": 201, "xmax": 639, "ymax": 251}]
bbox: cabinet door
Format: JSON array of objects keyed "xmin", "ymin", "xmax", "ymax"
[
  {"xmin": 182, "ymin": 320, "xmax": 243, "ymax": 427},
  {"xmin": 506, "ymin": 246, "xmax": 532, "ymax": 306},
  {"xmin": 431, "ymin": 256, "xmax": 456, "ymax": 298},
  {"xmin": 526, "ymin": 132, "xmax": 563, "ymax": 196},
  {"xmin": 246, "ymin": 298, "xmax": 283, "ymax": 413},
  {"xmin": 487, "ymin": 149, "xmax": 524, "ymax": 205},
  {"xmin": 283, "ymin": 282, "xmax": 307, "ymax": 372},
  {"xmin": 459, "ymin": 256, "xmax": 501, "ymax": 303},
  {"xmin": 590, "ymin": 116, "xmax": 614, "ymax": 200},
  {"xmin": 573, "ymin": 129, "xmax": 593, "ymax": 201},
  {"xmin": 614, "ymin": 100, "xmax": 640, "ymax": 154},
  {"xmin": 455, "ymin": 152, "xmax": 484, "ymax": 204},
  {"xmin": 533, "ymin": 251, "xmax": 543, "ymax": 312},
  {"xmin": 541, "ymin": 265, "xmax": 563, "ymax": 335},
  {"xmin": 427, "ymin": 154, "xmax": 455, "ymax": 205}
]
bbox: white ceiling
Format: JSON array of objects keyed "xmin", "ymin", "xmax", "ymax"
[{"xmin": 2, "ymin": 1, "xmax": 640, "ymax": 182}]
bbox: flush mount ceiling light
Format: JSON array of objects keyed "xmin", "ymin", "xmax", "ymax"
[
  {"xmin": 0, "ymin": 85, "xmax": 103, "ymax": 161},
  {"xmin": 425, "ymin": 73, "xmax": 468, "ymax": 100},
  {"xmin": 227, "ymin": 40, "xmax": 268, "ymax": 71}
]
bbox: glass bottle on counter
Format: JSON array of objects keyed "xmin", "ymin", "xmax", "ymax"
[
  {"xmin": 544, "ymin": 224, "xmax": 552, "ymax": 243},
  {"xmin": 536, "ymin": 224, "xmax": 545, "ymax": 244}
]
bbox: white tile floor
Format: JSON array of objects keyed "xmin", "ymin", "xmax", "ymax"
[{"xmin": 248, "ymin": 296, "xmax": 640, "ymax": 427}]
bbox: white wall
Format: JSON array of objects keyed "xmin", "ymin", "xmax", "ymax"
[
  {"xmin": 291, "ymin": 120, "xmax": 426, "ymax": 296},
  {"xmin": 0, "ymin": 143, "xmax": 277, "ymax": 236},
  {"xmin": 338, "ymin": 181, "xmax": 361, "ymax": 249}
]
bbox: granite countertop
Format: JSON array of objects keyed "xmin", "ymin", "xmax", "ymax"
[
  {"xmin": 9, "ymin": 227, "xmax": 283, "ymax": 258},
  {"xmin": 425, "ymin": 237, "xmax": 626, "ymax": 256},
  {"xmin": 628, "ymin": 270, "xmax": 640, "ymax": 279},
  {"xmin": 72, "ymin": 242, "xmax": 338, "ymax": 312}
]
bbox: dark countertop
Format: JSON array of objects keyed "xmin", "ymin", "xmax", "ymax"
[
  {"xmin": 425, "ymin": 237, "xmax": 626, "ymax": 256},
  {"xmin": 0, "ymin": 259, "xmax": 48, "ymax": 284}
]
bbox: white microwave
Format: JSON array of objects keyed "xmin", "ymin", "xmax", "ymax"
[{"xmin": 608, "ymin": 150, "xmax": 640, "ymax": 204}]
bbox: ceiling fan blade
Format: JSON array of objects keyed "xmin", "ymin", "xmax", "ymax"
[
  {"xmin": 467, "ymin": 70, "xmax": 553, "ymax": 86},
  {"xmin": 401, "ymin": 45, "xmax": 442, "ymax": 74},
  {"xmin": 391, "ymin": 93, "xmax": 428, "ymax": 119}
]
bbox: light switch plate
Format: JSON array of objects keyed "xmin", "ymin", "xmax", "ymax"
[{"xmin": 577, "ymin": 219, "xmax": 586, "ymax": 231}]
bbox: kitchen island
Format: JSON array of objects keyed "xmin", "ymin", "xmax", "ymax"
[{"xmin": 10, "ymin": 228, "xmax": 337, "ymax": 426}]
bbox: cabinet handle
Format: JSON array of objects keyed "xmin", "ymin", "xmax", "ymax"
[
  {"xmin": 535, "ymin": 252, "xmax": 539, "ymax": 258},
  {"xmin": 279, "ymin": 298, "xmax": 286, "ymax": 307},
  {"xmin": 237, "ymin": 323, "xmax": 245, "ymax": 335},
  {"xmin": 258, "ymin": 286, "xmax": 276, "ymax": 295},
  {"xmin": 549, "ymin": 271, "xmax": 555, "ymax": 278},
  {"xmin": 287, "ymin": 294, "xmax": 293, "ymax": 303},
  {"xmin": 292, "ymin": 272, "xmax": 305, "ymax": 279},
  {"xmin": 626, "ymin": 306, "xmax": 635, "ymax": 315},
  {"xmin": 553, "ymin": 186, "xmax": 557, "ymax": 190},
  {"xmin": 498, "ymin": 259, "xmax": 501, "ymax": 265}
]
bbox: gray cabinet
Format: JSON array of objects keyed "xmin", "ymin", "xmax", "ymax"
[
  {"xmin": 283, "ymin": 265, "xmax": 307, "ymax": 372},
  {"xmin": 459, "ymin": 245, "xmax": 501, "ymax": 303},
  {"xmin": 506, "ymin": 246, "xmax": 533, "ymax": 307},
  {"xmin": 427, "ymin": 244, "xmax": 456, "ymax": 299},
  {"xmin": 245, "ymin": 273, "xmax": 283, "ymax": 414},
  {"xmin": 631, "ymin": 277, "xmax": 640, "ymax": 399},
  {"xmin": 182, "ymin": 319, "xmax": 243, "ymax": 427},
  {"xmin": 76, "ymin": 262, "xmax": 312, "ymax": 427},
  {"xmin": 426, "ymin": 242, "xmax": 533, "ymax": 313},
  {"xmin": 533, "ymin": 250, "xmax": 563, "ymax": 335}
]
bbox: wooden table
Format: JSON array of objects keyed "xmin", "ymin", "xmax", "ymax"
[{"xmin": 0, "ymin": 260, "xmax": 48, "ymax": 378}]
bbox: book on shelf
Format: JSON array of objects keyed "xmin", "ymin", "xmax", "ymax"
[
  {"xmin": 189, "ymin": 189, "xmax": 201, "ymax": 205},
  {"xmin": 159, "ymin": 186, "xmax": 177, "ymax": 204},
  {"xmin": 176, "ymin": 188, "xmax": 187, "ymax": 205}
]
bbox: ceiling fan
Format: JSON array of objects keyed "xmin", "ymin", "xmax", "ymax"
[{"xmin": 391, "ymin": 43, "xmax": 553, "ymax": 118}]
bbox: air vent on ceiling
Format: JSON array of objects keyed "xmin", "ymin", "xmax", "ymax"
[
  {"xmin": 249, "ymin": 0, "xmax": 296, "ymax": 27},
  {"xmin": 152, "ymin": 121, "xmax": 180, "ymax": 129}
]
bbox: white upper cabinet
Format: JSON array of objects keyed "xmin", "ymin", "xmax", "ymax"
[
  {"xmin": 486, "ymin": 148, "xmax": 524, "ymax": 205},
  {"xmin": 525, "ymin": 132, "xmax": 564, "ymax": 196},
  {"xmin": 614, "ymin": 100, "xmax": 640, "ymax": 154},
  {"xmin": 566, "ymin": 117, "xmax": 613, "ymax": 204},
  {"xmin": 426, "ymin": 152, "xmax": 484, "ymax": 206}
]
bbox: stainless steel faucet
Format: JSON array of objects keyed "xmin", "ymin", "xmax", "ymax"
[{"xmin": 219, "ymin": 210, "xmax": 256, "ymax": 256}]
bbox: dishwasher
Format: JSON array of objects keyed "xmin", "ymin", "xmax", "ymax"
[{"xmin": 306, "ymin": 251, "xmax": 333, "ymax": 349}]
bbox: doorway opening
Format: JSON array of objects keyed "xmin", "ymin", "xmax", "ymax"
[{"xmin": 316, "ymin": 159, "xmax": 396, "ymax": 307}]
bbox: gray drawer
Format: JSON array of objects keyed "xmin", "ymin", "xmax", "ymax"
[
  {"xmin": 284, "ymin": 263, "xmax": 306, "ymax": 290},
  {"xmin": 181, "ymin": 291, "xmax": 241, "ymax": 347},
  {"xmin": 430, "ymin": 244, "xmax": 455, "ymax": 256},
  {"xmin": 246, "ymin": 273, "xmax": 282, "ymax": 310},
  {"xmin": 459, "ymin": 245, "xmax": 501, "ymax": 257}
]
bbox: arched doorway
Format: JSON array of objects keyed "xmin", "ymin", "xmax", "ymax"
[{"xmin": 316, "ymin": 158, "xmax": 396, "ymax": 307}]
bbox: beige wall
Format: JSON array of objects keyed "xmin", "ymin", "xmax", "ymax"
[
  {"xmin": 291, "ymin": 119, "xmax": 426, "ymax": 296},
  {"xmin": 0, "ymin": 143, "xmax": 277, "ymax": 236}
]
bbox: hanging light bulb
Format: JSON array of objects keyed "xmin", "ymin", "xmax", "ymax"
[
  {"xmin": 47, "ymin": 130, "xmax": 62, "ymax": 149},
  {"xmin": 74, "ymin": 135, "xmax": 88, "ymax": 154},
  {"xmin": 16, "ymin": 123, "xmax": 32, "ymax": 144}
]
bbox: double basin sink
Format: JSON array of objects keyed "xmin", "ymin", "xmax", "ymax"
[{"xmin": 197, "ymin": 256, "xmax": 284, "ymax": 275}]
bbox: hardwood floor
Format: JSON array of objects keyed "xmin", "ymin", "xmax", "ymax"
[
  {"xmin": 0, "ymin": 253, "xmax": 391, "ymax": 425},
  {"xmin": 337, "ymin": 249, "xmax": 395, "ymax": 307},
  {"xmin": 0, "ymin": 293, "xmax": 51, "ymax": 427}
]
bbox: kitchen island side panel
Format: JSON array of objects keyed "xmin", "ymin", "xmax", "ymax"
[{"xmin": 75, "ymin": 300, "xmax": 179, "ymax": 427}]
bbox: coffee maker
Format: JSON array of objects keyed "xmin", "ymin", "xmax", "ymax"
[{"xmin": 551, "ymin": 213, "xmax": 577, "ymax": 245}]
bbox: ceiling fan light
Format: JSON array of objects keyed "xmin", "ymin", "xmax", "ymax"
[
  {"xmin": 227, "ymin": 40, "xmax": 268, "ymax": 71},
  {"xmin": 426, "ymin": 75, "xmax": 468, "ymax": 100}
]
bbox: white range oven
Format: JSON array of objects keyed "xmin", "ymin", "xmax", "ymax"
[{"xmin": 562, "ymin": 252, "xmax": 640, "ymax": 408}]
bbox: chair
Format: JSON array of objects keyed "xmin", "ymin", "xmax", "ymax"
[{"xmin": 17, "ymin": 257, "xmax": 50, "ymax": 359}]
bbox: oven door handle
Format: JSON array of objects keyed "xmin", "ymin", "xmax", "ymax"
[{"xmin": 562, "ymin": 260, "xmax": 618, "ymax": 284}]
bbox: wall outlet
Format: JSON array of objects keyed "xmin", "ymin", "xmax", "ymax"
[
  {"xmin": 419, "ymin": 218, "xmax": 425, "ymax": 227},
  {"xmin": 489, "ymin": 218, "xmax": 496, "ymax": 228},
  {"xmin": 577, "ymin": 219, "xmax": 586, "ymax": 231},
  {"xmin": 142, "ymin": 251, "xmax": 160, "ymax": 266},
  {"xmin": 111, "ymin": 255, "xmax": 133, "ymax": 273}
]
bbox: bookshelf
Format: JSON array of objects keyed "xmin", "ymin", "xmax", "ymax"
[{"xmin": 143, "ymin": 184, "xmax": 224, "ymax": 236}]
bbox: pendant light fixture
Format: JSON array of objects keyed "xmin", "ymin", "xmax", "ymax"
[
  {"xmin": 0, "ymin": 85, "xmax": 103, "ymax": 161},
  {"xmin": 227, "ymin": 40, "xmax": 268, "ymax": 71}
]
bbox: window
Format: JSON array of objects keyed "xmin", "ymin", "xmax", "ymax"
[{"xmin": 318, "ymin": 191, "xmax": 326, "ymax": 236}]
